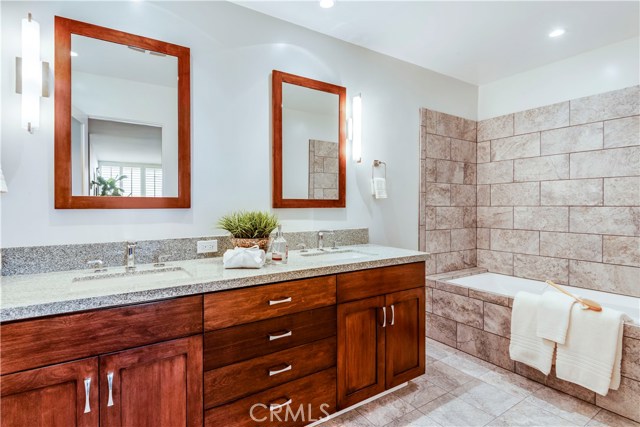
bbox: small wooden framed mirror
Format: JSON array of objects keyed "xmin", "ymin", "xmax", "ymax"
[
  {"xmin": 54, "ymin": 16, "xmax": 190, "ymax": 209},
  {"xmin": 272, "ymin": 70, "xmax": 346, "ymax": 208}
]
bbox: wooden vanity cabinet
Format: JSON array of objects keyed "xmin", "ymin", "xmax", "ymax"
[{"xmin": 336, "ymin": 262, "xmax": 426, "ymax": 409}]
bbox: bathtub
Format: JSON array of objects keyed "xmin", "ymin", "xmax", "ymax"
[{"xmin": 447, "ymin": 272, "xmax": 639, "ymax": 324}]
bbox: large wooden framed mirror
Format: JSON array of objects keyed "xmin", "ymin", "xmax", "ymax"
[
  {"xmin": 54, "ymin": 16, "xmax": 190, "ymax": 209},
  {"xmin": 272, "ymin": 70, "xmax": 346, "ymax": 208}
]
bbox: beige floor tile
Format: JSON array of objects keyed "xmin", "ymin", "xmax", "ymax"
[
  {"xmin": 383, "ymin": 409, "xmax": 442, "ymax": 427},
  {"xmin": 525, "ymin": 386, "xmax": 600, "ymax": 426},
  {"xmin": 393, "ymin": 377, "xmax": 448, "ymax": 409},
  {"xmin": 356, "ymin": 394, "xmax": 415, "ymax": 427},
  {"xmin": 425, "ymin": 361, "xmax": 476, "ymax": 391},
  {"xmin": 426, "ymin": 338, "xmax": 459, "ymax": 361},
  {"xmin": 451, "ymin": 379, "xmax": 524, "ymax": 417},
  {"xmin": 479, "ymin": 367, "xmax": 544, "ymax": 398},
  {"xmin": 487, "ymin": 401, "xmax": 577, "ymax": 426},
  {"xmin": 587, "ymin": 409, "xmax": 640, "ymax": 427},
  {"xmin": 419, "ymin": 394, "xmax": 495, "ymax": 427},
  {"xmin": 320, "ymin": 410, "xmax": 375, "ymax": 427},
  {"xmin": 439, "ymin": 353, "xmax": 496, "ymax": 379}
]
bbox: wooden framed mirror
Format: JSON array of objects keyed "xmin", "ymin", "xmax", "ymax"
[
  {"xmin": 54, "ymin": 16, "xmax": 190, "ymax": 209},
  {"xmin": 272, "ymin": 70, "xmax": 346, "ymax": 208}
]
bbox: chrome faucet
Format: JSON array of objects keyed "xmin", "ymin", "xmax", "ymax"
[
  {"xmin": 317, "ymin": 230, "xmax": 335, "ymax": 250},
  {"xmin": 126, "ymin": 242, "xmax": 137, "ymax": 270}
]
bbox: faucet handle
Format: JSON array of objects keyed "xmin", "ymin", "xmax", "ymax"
[
  {"xmin": 332, "ymin": 241, "xmax": 340, "ymax": 250},
  {"xmin": 296, "ymin": 244, "xmax": 307, "ymax": 253},
  {"xmin": 154, "ymin": 255, "xmax": 170, "ymax": 267},
  {"xmin": 87, "ymin": 260, "xmax": 107, "ymax": 272}
]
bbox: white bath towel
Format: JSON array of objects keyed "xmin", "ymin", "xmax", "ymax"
[
  {"xmin": 536, "ymin": 291, "xmax": 576, "ymax": 344},
  {"xmin": 509, "ymin": 292, "xmax": 555, "ymax": 375},
  {"xmin": 556, "ymin": 305, "xmax": 631, "ymax": 396},
  {"xmin": 222, "ymin": 246, "xmax": 266, "ymax": 269}
]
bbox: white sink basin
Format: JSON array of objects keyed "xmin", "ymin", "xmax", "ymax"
[
  {"xmin": 73, "ymin": 266, "xmax": 192, "ymax": 282},
  {"xmin": 300, "ymin": 249, "xmax": 376, "ymax": 262}
]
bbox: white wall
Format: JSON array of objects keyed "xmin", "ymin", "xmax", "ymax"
[
  {"xmin": 0, "ymin": 1, "xmax": 477, "ymax": 249},
  {"xmin": 478, "ymin": 37, "xmax": 640, "ymax": 120}
]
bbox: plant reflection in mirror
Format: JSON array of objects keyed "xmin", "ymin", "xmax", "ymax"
[{"xmin": 90, "ymin": 174, "xmax": 127, "ymax": 196}]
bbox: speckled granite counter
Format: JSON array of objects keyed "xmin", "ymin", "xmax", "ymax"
[{"xmin": 0, "ymin": 244, "xmax": 429, "ymax": 322}]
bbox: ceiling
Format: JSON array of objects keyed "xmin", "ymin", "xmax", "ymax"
[{"xmin": 235, "ymin": 1, "xmax": 639, "ymax": 85}]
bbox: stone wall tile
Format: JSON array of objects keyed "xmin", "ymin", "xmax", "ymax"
[
  {"xmin": 478, "ymin": 141, "xmax": 491, "ymax": 163},
  {"xmin": 435, "ymin": 280, "xmax": 469, "ymax": 296},
  {"xmin": 426, "ymin": 183, "xmax": 451, "ymax": 206},
  {"xmin": 477, "ymin": 185, "xmax": 490, "ymax": 206},
  {"xmin": 514, "ymin": 155, "xmax": 569, "ymax": 182},
  {"xmin": 571, "ymin": 85, "xmax": 640, "ymax": 125},
  {"xmin": 491, "ymin": 182, "xmax": 540, "ymax": 206},
  {"xmin": 436, "ymin": 250, "xmax": 477, "ymax": 273},
  {"xmin": 451, "ymin": 138, "xmax": 477, "ymax": 163},
  {"xmin": 451, "ymin": 228, "xmax": 476, "ymax": 251},
  {"xmin": 433, "ymin": 289, "xmax": 483, "ymax": 328},
  {"xmin": 426, "ymin": 312, "xmax": 457, "ymax": 347},
  {"xmin": 478, "ymin": 114, "xmax": 514, "ymax": 142},
  {"xmin": 514, "ymin": 102, "xmax": 570, "ymax": 134},
  {"xmin": 457, "ymin": 324, "xmax": 514, "ymax": 371},
  {"xmin": 477, "ymin": 160, "xmax": 514, "ymax": 185},
  {"xmin": 622, "ymin": 337, "xmax": 640, "ymax": 382},
  {"xmin": 477, "ymin": 207, "xmax": 513, "ymax": 229},
  {"xmin": 596, "ymin": 376, "xmax": 640, "ymax": 422},
  {"xmin": 436, "ymin": 112, "xmax": 477, "ymax": 142},
  {"xmin": 570, "ymin": 207, "xmax": 640, "ymax": 236},
  {"xmin": 570, "ymin": 260, "xmax": 640, "ymax": 297},
  {"xmin": 491, "ymin": 133, "xmax": 540, "ymax": 161},
  {"xmin": 541, "ymin": 179, "xmax": 603, "ymax": 206},
  {"xmin": 540, "ymin": 122, "xmax": 603, "ymax": 155},
  {"xmin": 540, "ymin": 231, "xmax": 603, "ymax": 262},
  {"xmin": 513, "ymin": 207, "xmax": 568, "ymax": 232},
  {"xmin": 513, "ymin": 254, "xmax": 569, "ymax": 283},
  {"xmin": 570, "ymin": 147, "xmax": 640, "ymax": 179},
  {"xmin": 484, "ymin": 302, "xmax": 511, "ymax": 338},
  {"xmin": 603, "ymin": 236, "xmax": 640, "ymax": 267},
  {"xmin": 468, "ymin": 289, "xmax": 510, "ymax": 307},
  {"xmin": 424, "ymin": 158, "xmax": 437, "ymax": 182},
  {"xmin": 477, "ymin": 228, "xmax": 490, "ymax": 250},
  {"xmin": 604, "ymin": 177, "xmax": 640, "ymax": 206},
  {"xmin": 477, "ymin": 249, "xmax": 514, "ymax": 275},
  {"xmin": 604, "ymin": 116, "xmax": 640, "ymax": 149},
  {"xmin": 435, "ymin": 207, "xmax": 465, "ymax": 229},
  {"xmin": 426, "ymin": 230, "xmax": 451, "ymax": 254},
  {"xmin": 451, "ymin": 184, "xmax": 476, "ymax": 207},
  {"xmin": 491, "ymin": 229, "xmax": 539, "ymax": 255},
  {"xmin": 427, "ymin": 134, "xmax": 451, "ymax": 159},
  {"xmin": 436, "ymin": 160, "xmax": 465, "ymax": 184}
]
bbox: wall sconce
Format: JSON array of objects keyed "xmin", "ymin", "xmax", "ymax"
[
  {"xmin": 350, "ymin": 94, "xmax": 362, "ymax": 163},
  {"xmin": 16, "ymin": 13, "xmax": 49, "ymax": 134}
]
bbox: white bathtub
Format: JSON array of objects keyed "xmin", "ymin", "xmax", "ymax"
[{"xmin": 447, "ymin": 272, "xmax": 640, "ymax": 324}]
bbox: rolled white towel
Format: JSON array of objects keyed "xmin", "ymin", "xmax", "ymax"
[
  {"xmin": 509, "ymin": 292, "xmax": 555, "ymax": 375},
  {"xmin": 536, "ymin": 291, "xmax": 576, "ymax": 344},
  {"xmin": 223, "ymin": 246, "xmax": 266, "ymax": 269}
]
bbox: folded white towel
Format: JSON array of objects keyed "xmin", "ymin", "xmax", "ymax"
[
  {"xmin": 536, "ymin": 291, "xmax": 576, "ymax": 344},
  {"xmin": 556, "ymin": 305, "xmax": 631, "ymax": 396},
  {"xmin": 223, "ymin": 246, "xmax": 266, "ymax": 269},
  {"xmin": 509, "ymin": 292, "xmax": 555, "ymax": 375}
]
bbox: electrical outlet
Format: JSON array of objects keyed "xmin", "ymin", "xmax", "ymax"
[{"xmin": 197, "ymin": 240, "xmax": 218, "ymax": 254}]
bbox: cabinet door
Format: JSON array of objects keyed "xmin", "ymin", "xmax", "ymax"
[
  {"xmin": 100, "ymin": 335, "xmax": 203, "ymax": 427},
  {"xmin": 385, "ymin": 288, "xmax": 425, "ymax": 388},
  {"xmin": 337, "ymin": 296, "xmax": 385, "ymax": 409},
  {"xmin": 1, "ymin": 358, "xmax": 99, "ymax": 427}
]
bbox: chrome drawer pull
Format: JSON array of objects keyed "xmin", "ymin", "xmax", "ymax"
[
  {"xmin": 83, "ymin": 378, "xmax": 91, "ymax": 413},
  {"xmin": 269, "ymin": 297, "xmax": 292, "ymax": 306},
  {"xmin": 268, "ymin": 330, "xmax": 292, "ymax": 341},
  {"xmin": 390, "ymin": 304, "xmax": 395, "ymax": 326},
  {"xmin": 268, "ymin": 364, "xmax": 292, "ymax": 376},
  {"xmin": 107, "ymin": 372, "xmax": 114, "ymax": 407},
  {"xmin": 382, "ymin": 306, "xmax": 387, "ymax": 328},
  {"xmin": 269, "ymin": 398, "xmax": 293, "ymax": 412}
]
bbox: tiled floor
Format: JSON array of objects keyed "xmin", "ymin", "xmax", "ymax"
[{"xmin": 320, "ymin": 339, "xmax": 640, "ymax": 427}]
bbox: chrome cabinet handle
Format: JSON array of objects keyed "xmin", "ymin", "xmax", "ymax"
[
  {"xmin": 107, "ymin": 372, "xmax": 114, "ymax": 407},
  {"xmin": 268, "ymin": 330, "xmax": 292, "ymax": 341},
  {"xmin": 83, "ymin": 378, "xmax": 91, "ymax": 414},
  {"xmin": 269, "ymin": 398, "xmax": 293, "ymax": 412},
  {"xmin": 268, "ymin": 364, "xmax": 292, "ymax": 376},
  {"xmin": 390, "ymin": 304, "xmax": 395, "ymax": 326},
  {"xmin": 269, "ymin": 297, "xmax": 292, "ymax": 306},
  {"xmin": 382, "ymin": 306, "xmax": 387, "ymax": 328}
]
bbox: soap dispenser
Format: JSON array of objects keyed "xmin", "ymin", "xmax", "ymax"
[{"xmin": 271, "ymin": 224, "xmax": 288, "ymax": 264}]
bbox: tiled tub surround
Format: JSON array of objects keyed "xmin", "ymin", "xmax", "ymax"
[
  {"xmin": 1, "ymin": 227, "xmax": 369, "ymax": 276},
  {"xmin": 0, "ymin": 243, "xmax": 427, "ymax": 321},
  {"xmin": 425, "ymin": 268, "xmax": 640, "ymax": 423},
  {"xmin": 419, "ymin": 109, "xmax": 478, "ymax": 275},
  {"xmin": 476, "ymin": 85, "xmax": 640, "ymax": 297}
]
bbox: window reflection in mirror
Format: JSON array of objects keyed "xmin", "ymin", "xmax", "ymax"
[
  {"xmin": 281, "ymin": 83, "xmax": 339, "ymax": 200},
  {"xmin": 70, "ymin": 34, "xmax": 178, "ymax": 197}
]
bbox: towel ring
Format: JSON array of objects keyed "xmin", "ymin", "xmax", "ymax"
[{"xmin": 372, "ymin": 160, "xmax": 386, "ymax": 181}]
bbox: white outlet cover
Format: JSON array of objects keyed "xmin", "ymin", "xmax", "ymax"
[{"xmin": 197, "ymin": 240, "xmax": 218, "ymax": 254}]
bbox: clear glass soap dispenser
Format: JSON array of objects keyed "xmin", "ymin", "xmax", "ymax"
[{"xmin": 271, "ymin": 224, "xmax": 288, "ymax": 264}]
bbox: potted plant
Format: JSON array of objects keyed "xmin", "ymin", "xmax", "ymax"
[
  {"xmin": 218, "ymin": 210, "xmax": 279, "ymax": 251},
  {"xmin": 91, "ymin": 175, "xmax": 128, "ymax": 196}
]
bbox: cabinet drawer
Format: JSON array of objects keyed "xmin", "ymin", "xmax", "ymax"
[
  {"xmin": 204, "ymin": 276, "xmax": 336, "ymax": 330},
  {"xmin": 205, "ymin": 337, "xmax": 336, "ymax": 409},
  {"xmin": 0, "ymin": 296, "xmax": 203, "ymax": 375},
  {"xmin": 204, "ymin": 306, "xmax": 336, "ymax": 370},
  {"xmin": 204, "ymin": 368, "xmax": 336, "ymax": 427},
  {"xmin": 337, "ymin": 262, "xmax": 425, "ymax": 303}
]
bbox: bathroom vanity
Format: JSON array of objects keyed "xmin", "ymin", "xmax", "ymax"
[{"xmin": 0, "ymin": 246, "xmax": 427, "ymax": 427}]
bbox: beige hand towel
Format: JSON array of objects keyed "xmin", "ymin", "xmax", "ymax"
[
  {"xmin": 536, "ymin": 291, "xmax": 576, "ymax": 344},
  {"xmin": 556, "ymin": 305, "xmax": 630, "ymax": 396},
  {"xmin": 509, "ymin": 292, "xmax": 555, "ymax": 375}
]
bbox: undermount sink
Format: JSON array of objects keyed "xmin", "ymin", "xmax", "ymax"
[
  {"xmin": 73, "ymin": 266, "xmax": 191, "ymax": 282},
  {"xmin": 300, "ymin": 249, "xmax": 376, "ymax": 261}
]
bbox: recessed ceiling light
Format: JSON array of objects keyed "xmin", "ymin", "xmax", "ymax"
[
  {"xmin": 319, "ymin": 0, "xmax": 335, "ymax": 9},
  {"xmin": 549, "ymin": 28, "xmax": 565, "ymax": 38},
  {"xmin": 70, "ymin": 51, "xmax": 78, "ymax": 57}
]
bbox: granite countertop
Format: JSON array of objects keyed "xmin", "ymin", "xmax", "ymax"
[{"xmin": 0, "ymin": 244, "xmax": 429, "ymax": 322}]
